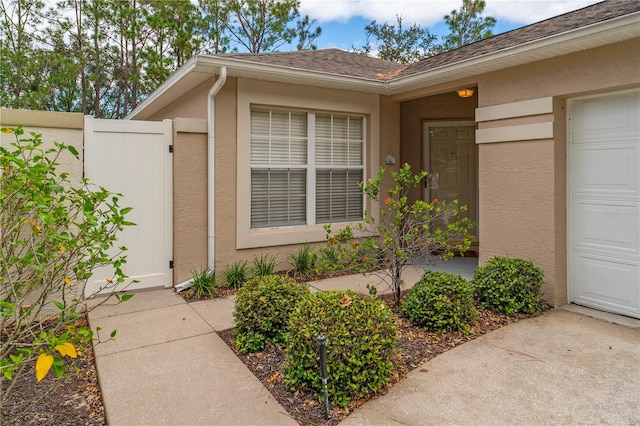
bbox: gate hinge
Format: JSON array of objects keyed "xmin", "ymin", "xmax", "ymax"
[
  {"xmin": 169, "ymin": 145, "xmax": 174, "ymax": 153},
  {"xmin": 169, "ymin": 260, "xmax": 174, "ymax": 269}
]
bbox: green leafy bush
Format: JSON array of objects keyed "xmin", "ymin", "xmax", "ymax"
[
  {"xmin": 251, "ymin": 253, "xmax": 278, "ymax": 277},
  {"xmin": 473, "ymin": 256, "xmax": 545, "ymax": 315},
  {"xmin": 191, "ymin": 267, "xmax": 217, "ymax": 297},
  {"xmin": 316, "ymin": 225, "xmax": 381, "ymax": 275},
  {"xmin": 401, "ymin": 271, "xmax": 477, "ymax": 333},
  {"xmin": 222, "ymin": 260, "xmax": 248, "ymax": 289},
  {"xmin": 233, "ymin": 275, "xmax": 309, "ymax": 353},
  {"xmin": 284, "ymin": 290, "xmax": 397, "ymax": 407},
  {"xmin": 0, "ymin": 127, "xmax": 133, "ymax": 407},
  {"xmin": 289, "ymin": 244, "xmax": 316, "ymax": 278}
]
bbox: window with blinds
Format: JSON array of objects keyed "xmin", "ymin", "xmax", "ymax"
[{"xmin": 250, "ymin": 107, "xmax": 364, "ymax": 229}]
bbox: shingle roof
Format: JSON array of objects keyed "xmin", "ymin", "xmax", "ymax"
[
  {"xmin": 218, "ymin": 49, "xmax": 404, "ymax": 80},
  {"xmin": 400, "ymin": 0, "xmax": 640, "ymax": 77},
  {"xmin": 215, "ymin": 0, "xmax": 639, "ymax": 81}
]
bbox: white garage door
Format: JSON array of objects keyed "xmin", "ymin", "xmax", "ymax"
[{"xmin": 569, "ymin": 89, "xmax": 640, "ymax": 319}]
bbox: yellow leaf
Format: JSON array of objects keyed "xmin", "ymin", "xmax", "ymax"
[
  {"xmin": 1, "ymin": 128, "xmax": 14, "ymax": 134},
  {"xmin": 36, "ymin": 353, "xmax": 54, "ymax": 382},
  {"xmin": 55, "ymin": 342, "xmax": 77, "ymax": 358},
  {"xmin": 64, "ymin": 277, "xmax": 71, "ymax": 285},
  {"xmin": 60, "ymin": 244, "xmax": 66, "ymax": 251}
]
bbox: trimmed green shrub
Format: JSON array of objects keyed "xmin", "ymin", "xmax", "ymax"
[
  {"xmin": 401, "ymin": 270, "xmax": 477, "ymax": 333},
  {"xmin": 233, "ymin": 274, "xmax": 309, "ymax": 353},
  {"xmin": 284, "ymin": 290, "xmax": 397, "ymax": 407},
  {"xmin": 222, "ymin": 260, "xmax": 248, "ymax": 289},
  {"xmin": 473, "ymin": 256, "xmax": 545, "ymax": 315}
]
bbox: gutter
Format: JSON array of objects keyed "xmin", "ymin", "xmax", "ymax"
[{"xmin": 175, "ymin": 66, "xmax": 228, "ymax": 293}]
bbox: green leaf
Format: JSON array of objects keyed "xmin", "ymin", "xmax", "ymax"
[{"xmin": 67, "ymin": 145, "xmax": 79, "ymax": 156}]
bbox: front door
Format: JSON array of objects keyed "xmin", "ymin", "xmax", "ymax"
[{"xmin": 422, "ymin": 121, "xmax": 478, "ymax": 240}]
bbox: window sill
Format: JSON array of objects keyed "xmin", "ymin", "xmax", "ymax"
[{"xmin": 236, "ymin": 222, "xmax": 371, "ymax": 249}]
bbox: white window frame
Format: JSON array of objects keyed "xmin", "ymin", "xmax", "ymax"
[{"xmin": 249, "ymin": 107, "xmax": 366, "ymax": 230}]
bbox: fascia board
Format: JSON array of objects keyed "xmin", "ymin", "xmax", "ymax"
[{"xmin": 386, "ymin": 12, "xmax": 640, "ymax": 96}]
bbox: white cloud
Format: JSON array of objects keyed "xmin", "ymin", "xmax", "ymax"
[
  {"xmin": 299, "ymin": 0, "xmax": 602, "ymax": 26},
  {"xmin": 485, "ymin": 0, "xmax": 602, "ymax": 25}
]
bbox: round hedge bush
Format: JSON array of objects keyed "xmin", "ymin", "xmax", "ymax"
[
  {"xmin": 473, "ymin": 256, "xmax": 545, "ymax": 315},
  {"xmin": 284, "ymin": 290, "xmax": 397, "ymax": 407},
  {"xmin": 401, "ymin": 270, "xmax": 477, "ymax": 333},
  {"xmin": 233, "ymin": 274, "xmax": 310, "ymax": 353}
]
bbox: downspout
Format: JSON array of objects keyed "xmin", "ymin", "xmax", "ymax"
[
  {"xmin": 175, "ymin": 67, "xmax": 228, "ymax": 292},
  {"xmin": 207, "ymin": 67, "xmax": 227, "ymax": 269}
]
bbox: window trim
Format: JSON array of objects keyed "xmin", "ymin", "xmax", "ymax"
[
  {"xmin": 249, "ymin": 108, "xmax": 366, "ymax": 230},
  {"xmin": 236, "ymin": 79, "xmax": 380, "ymax": 249}
]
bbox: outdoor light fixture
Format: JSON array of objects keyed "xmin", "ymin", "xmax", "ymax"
[{"xmin": 457, "ymin": 88, "xmax": 474, "ymax": 98}]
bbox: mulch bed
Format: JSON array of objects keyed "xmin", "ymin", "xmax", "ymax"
[
  {"xmin": 3, "ymin": 282, "xmax": 540, "ymax": 426},
  {"xmin": 1, "ymin": 316, "xmax": 106, "ymax": 426},
  {"xmin": 218, "ymin": 292, "xmax": 538, "ymax": 426}
]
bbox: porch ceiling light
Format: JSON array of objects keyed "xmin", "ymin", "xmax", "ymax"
[{"xmin": 457, "ymin": 88, "xmax": 474, "ymax": 98}]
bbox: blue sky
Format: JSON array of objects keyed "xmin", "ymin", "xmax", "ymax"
[{"xmin": 298, "ymin": 0, "xmax": 602, "ymax": 50}]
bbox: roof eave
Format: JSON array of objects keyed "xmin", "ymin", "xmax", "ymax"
[
  {"xmin": 385, "ymin": 11, "xmax": 640, "ymax": 97},
  {"xmin": 128, "ymin": 10, "xmax": 640, "ymax": 120},
  {"xmin": 127, "ymin": 55, "xmax": 386, "ymax": 120}
]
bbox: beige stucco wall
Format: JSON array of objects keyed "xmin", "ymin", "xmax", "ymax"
[
  {"xmin": 172, "ymin": 121, "xmax": 208, "ymax": 284},
  {"xmin": 151, "ymin": 38, "xmax": 639, "ymax": 298},
  {"xmin": 473, "ymin": 39, "xmax": 640, "ymax": 306},
  {"xmin": 0, "ymin": 109, "xmax": 84, "ymax": 189}
]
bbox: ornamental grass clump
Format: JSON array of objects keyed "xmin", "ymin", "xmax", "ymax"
[
  {"xmin": 284, "ymin": 290, "xmax": 397, "ymax": 408},
  {"xmin": 401, "ymin": 270, "xmax": 477, "ymax": 333},
  {"xmin": 473, "ymin": 256, "xmax": 546, "ymax": 315},
  {"xmin": 233, "ymin": 274, "xmax": 309, "ymax": 353}
]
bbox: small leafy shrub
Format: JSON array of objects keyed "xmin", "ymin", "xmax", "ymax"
[
  {"xmin": 401, "ymin": 271, "xmax": 477, "ymax": 333},
  {"xmin": 251, "ymin": 253, "xmax": 278, "ymax": 277},
  {"xmin": 222, "ymin": 260, "xmax": 248, "ymax": 289},
  {"xmin": 289, "ymin": 244, "xmax": 316, "ymax": 278},
  {"xmin": 316, "ymin": 225, "xmax": 381, "ymax": 275},
  {"xmin": 358, "ymin": 164, "xmax": 475, "ymax": 305},
  {"xmin": 284, "ymin": 290, "xmax": 397, "ymax": 407},
  {"xmin": 473, "ymin": 256, "xmax": 545, "ymax": 315},
  {"xmin": 191, "ymin": 267, "xmax": 217, "ymax": 297},
  {"xmin": 233, "ymin": 275, "xmax": 309, "ymax": 353},
  {"xmin": 0, "ymin": 127, "xmax": 133, "ymax": 409}
]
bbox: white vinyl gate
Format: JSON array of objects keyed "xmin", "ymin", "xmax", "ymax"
[{"xmin": 84, "ymin": 117, "xmax": 173, "ymax": 295}]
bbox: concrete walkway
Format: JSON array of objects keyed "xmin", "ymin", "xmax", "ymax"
[{"xmin": 88, "ymin": 267, "xmax": 640, "ymax": 425}]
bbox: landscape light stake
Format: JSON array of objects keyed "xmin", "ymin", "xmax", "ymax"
[{"xmin": 317, "ymin": 335, "xmax": 329, "ymax": 420}]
